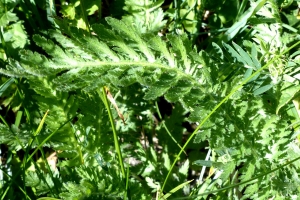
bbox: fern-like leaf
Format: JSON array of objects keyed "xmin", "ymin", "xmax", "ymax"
[{"xmin": 1, "ymin": 17, "xmax": 212, "ymax": 123}]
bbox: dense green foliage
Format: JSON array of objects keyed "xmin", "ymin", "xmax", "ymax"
[{"xmin": 1, "ymin": 0, "xmax": 300, "ymax": 199}]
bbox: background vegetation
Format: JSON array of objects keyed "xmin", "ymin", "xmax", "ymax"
[{"xmin": 1, "ymin": 0, "xmax": 300, "ymax": 199}]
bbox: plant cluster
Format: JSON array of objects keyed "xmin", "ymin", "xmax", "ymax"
[{"xmin": 1, "ymin": 0, "xmax": 300, "ymax": 199}]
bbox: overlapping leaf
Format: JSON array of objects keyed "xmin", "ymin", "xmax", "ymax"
[{"xmin": 0, "ymin": 17, "xmax": 212, "ymax": 122}]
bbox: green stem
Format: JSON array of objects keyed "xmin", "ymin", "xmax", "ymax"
[
  {"xmin": 155, "ymin": 101, "xmax": 186, "ymax": 155},
  {"xmin": 98, "ymin": 87, "xmax": 125, "ymax": 178},
  {"xmin": 161, "ymin": 40, "xmax": 300, "ymax": 192},
  {"xmin": 124, "ymin": 165, "xmax": 130, "ymax": 199}
]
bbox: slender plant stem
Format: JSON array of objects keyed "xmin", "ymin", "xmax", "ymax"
[
  {"xmin": 161, "ymin": 40, "xmax": 300, "ymax": 192},
  {"xmin": 155, "ymin": 101, "xmax": 187, "ymax": 155},
  {"xmin": 124, "ymin": 165, "xmax": 130, "ymax": 199},
  {"xmin": 99, "ymin": 87, "xmax": 125, "ymax": 177}
]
